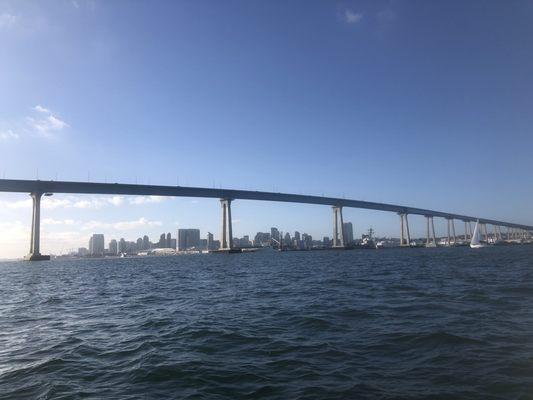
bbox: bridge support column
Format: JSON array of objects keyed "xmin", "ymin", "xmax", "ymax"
[
  {"xmin": 332, "ymin": 206, "xmax": 345, "ymax": 248},
  {"xmin": 446, "ymin": 218, "xmax": 456, "ymax": 247},
  {"xmin": 219, "ymin": 199, "xmax": 234, "ymax": 251},
  {"xmin": 464, "ymin": 221, "xmax": 469, "ymax": 241},
  {"xmin": 24, "ymin": 192, "xmax": 50, "ymax": 261},
  {"xmin": 399, "ymin": 213, "xmax": 410, "ymax": 247},
  {"xmin": 482, "ymin": 224, "xmax": 489, "ymax": 242},
  {"xmin": 425, "ymin": 216, "xmax": 437, "ymax": 247}
]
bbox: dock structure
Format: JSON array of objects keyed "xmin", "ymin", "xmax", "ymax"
[{"xmin": 0, "ymin": 179, "xmax": 532, "ymax": 260}]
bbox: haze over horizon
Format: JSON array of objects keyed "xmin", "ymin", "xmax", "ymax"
[{"xmin": 1, "ymin": 0, "xmax": 532, "ymax": 258}]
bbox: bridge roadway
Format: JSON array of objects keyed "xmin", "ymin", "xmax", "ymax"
[
  {"xmin": 1, "ymin": 179, "xmax": 532, "ymax": 229},
  {"xmin": 1, "ymin": 178, "xmax": 532, "ymax": 260}
]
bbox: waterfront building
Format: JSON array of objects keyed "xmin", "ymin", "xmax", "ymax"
[
  {"xmin": 109, "ymin": 239, "xmax": 118, "ymax": 255},
  {"xmin": 206, "ymin": 232, "xmax": 214, "ymax": 250},
  {"xmin": 119, "ymin": 238, "xmax": 126, "ymax": 253},
  {"xmin": 253, "ymin": 232, "xmax": 271, "ymax": 247},
  {"xmin": 142, "ymin": 235, "xmax": 150, "ymax": 250},
  {"xmin": 89, "ymin": 234, "xmax": 105, "ymax": 256},
  {"xmin": 343, "ymin": 222, "xmax": 354, "ymax": 244},
  {"xmin": 270, "ymin": 227, "xmax": 280, "ymax": 245},
  {"xmin": 178, "ymin": 229, "xmax": 201, "ymax": 251},
  {"xmin": 158, "ymin": 233, "xmax": 166, "ymax": 248},
  {"xmin": 302, "ymin": 233, "xmax": 313, "ymax": 249},
  {"xmin": 166, "ymin": 232, "xmax": 172, "ymax": 248}
]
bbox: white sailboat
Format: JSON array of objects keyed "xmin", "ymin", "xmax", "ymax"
[{"xmin": 470, "ymin": 220, "xmax": 486, "ymax": 249}]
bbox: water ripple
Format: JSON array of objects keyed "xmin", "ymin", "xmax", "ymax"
[{"xmin": 1, "ymin": 246, "xmax": 533, "ymax": 398}]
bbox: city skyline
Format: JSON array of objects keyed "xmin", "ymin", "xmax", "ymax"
[
  {"xmin": 2, "ymin": 1, "xmax": 533, "ymax": 258},
  {"xmin": 1, "ymin": 186, "xmax": 531, "ymax": 259}
]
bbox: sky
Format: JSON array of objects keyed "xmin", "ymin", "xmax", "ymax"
[{"xmin": 1, "ymin": 0, "xmax": 532, "ymax": 258}]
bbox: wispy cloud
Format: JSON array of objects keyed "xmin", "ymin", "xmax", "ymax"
[
  {"xmin": 34, "ymin": 105, "xmax": 50, "ymax": 114},
  {"xmin": 27, "ymin": 105, "xmax": 69, "ymax": 138},
  {"xmin": 82, "ymin": 217, "xmax": 163, "ymax": 231},
  {"xmin": 0, "ymin": 195, "xmax": 154, "ymax": 210},
  {"xmin": 0, "ymin": 130, "xmax": 19, "ymax": 140},
  {"xmin": 42, "ymin": 218, "xmax": 76, "ymax": 226},
  {"xmin": 0, "ymin": 13, "xmax": 17, "ymax": 30},
  {"xmin": 129, "ymin": 196, "xmax": 166, "ymax": 205},
  {"xmin": 345, "ymin": 10, "xmax": 363, "ymax": 24}
]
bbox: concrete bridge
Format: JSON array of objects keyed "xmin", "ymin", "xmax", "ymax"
[{"xmin": 1, "ymin": 179, "xmax": 532, "ymax": 260}]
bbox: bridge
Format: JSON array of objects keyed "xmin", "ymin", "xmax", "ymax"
[{"xmin": 1, "ymin": 179, "xmax": 532, "ymax": 260}]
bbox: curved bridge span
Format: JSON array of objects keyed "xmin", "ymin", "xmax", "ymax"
[{"xmin": 1, "ymin": 179, "xmax": 532, "ymax": 260}]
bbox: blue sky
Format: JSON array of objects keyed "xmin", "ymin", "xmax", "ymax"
[{"xmin": 1, "ymin": 1, "xmax": 532, "ymax": 257}]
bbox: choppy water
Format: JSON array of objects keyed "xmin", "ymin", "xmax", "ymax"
[{"xmin": 1, "ymin": 247, "xmax": 533, "ymax": 399}]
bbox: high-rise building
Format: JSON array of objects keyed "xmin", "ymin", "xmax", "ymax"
[
  {"xmin": 170, "ymin": 238, "xmax": 177, "ymax": 249},
  {"xmin": 302, "ymin": 233, "xmax": 313, "ymax": 249},
  {"xmin": 284, "ymin": 232, "xmax": 291, "ymax": 246},
  {"xmin": 253, "ymin": 232, "xmax": 270, "ymax": 247},
  {"xmin": 109, "ymin": 239, "xmax": 118, "ymax": 255},
  {"xmin": 136, "ymin": 238, "xmax": 143, "ymax": 250},
  {"xmin": 158, "ymin": 233, "xmax": 166, "ymax": 248},
  {"xmin": 89, "ymin": 234, "xmax": 105, "ymax": 256},
  {"xmin": 142, "ymin": 235, "xmax": 150, "ymax": 250},
  {"xmin": 119, "ymin": 238, "xmax": 126, "ymax": 253},
  {"xmin": 178, "ymin": 229, "xmax": 201, "ymax": 251},
  {"xmin": 270, "ymin": 227, "xmax": 280, "ymax": 245},
  {"xmin": 343, "ymin": 222, "xmax": 354, "ymax": 244},
  {"xmin": 206, "ymin": 232, "xmax": 214, "ymax": 250},
  {"xmin": 294, "ymin": 231, "xmax": 301, "ymax": 242},
  {"xmin": 166, "ymin": 232, "xmax": 172, "ymax": 248}
]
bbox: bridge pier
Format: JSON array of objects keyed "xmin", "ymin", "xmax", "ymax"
[
  {"xmin": 464, "ymin": 220, "xmax": 469, "ymax": 241},
  {"xmin": 482, "ymin": 223, "xmax": 489, "ymax": 242},
  {"xmin": 24, "ymin": 192, "xmax": 50, "ymax": 261},
  {"xmin": 446, "ymin": 218, "xmax": 456, "ymax": 246},
  {"xmin": 399, "ymin": 213, "xmax": 411, "ymax": 247},
  {"xmin": 219, "ymin": 198, "xmax": 235, "ymax": 251},
  {"xmin": 332, "ymin": 206, "xmax": 345, "ymax": 248},
  {"xmin": 425, "ymin": 216, "xmax": 437, "ymax": 247}
]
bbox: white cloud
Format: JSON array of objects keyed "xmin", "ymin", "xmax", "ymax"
[
  {"xmin": 345, "ymin": 10, "xmax": 363, "ymax": 24},
  {"xmin": 42, "ymin": 218, "xmax": 76, "ymax": 226},
  {"xmin": 71, "ymin": 197, "xmax": 123, "ymax": 209},
  {"xmin": 129, "ymin": 196, "xmax": 166, "ymax": 205},
  {"xmin": 0, "ymin": 13, "xmax": 17, "ymax": 29},
  {"xmin": 1, "ymin": 196, "xmax": 124, "ymax": 210},
  {"xmin": 109, "ymin": 196, "xmax": 125, "ymax": 206},
  {"xmin": 43, "ymin": 198, "xmax": 73, "ymax": 209},
  {"xmin": 34, "ymin": 105, "xmax": 50, "ymax": 114},
  {"xmin": 28, "ymin": 105, "xmax": 69, "ymax": 138},
  {"xmin": 0, "ymin": 199, "xmax": 32, "ymax": 209},
  {"xmin": 0, "ymin": 130, "xmax": 19, "ymax": 140},
  {"xmin": 0, "ymin": 195, "xmax": 164, "ymax": 211},
  {"xmin": 82, "ymin": 217, "xmax": 162, "ymax": 231}
]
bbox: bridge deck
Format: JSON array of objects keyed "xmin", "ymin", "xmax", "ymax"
[{"xmin": 0, "ymin": 179, "xmax": 531, "ymax": 229}]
